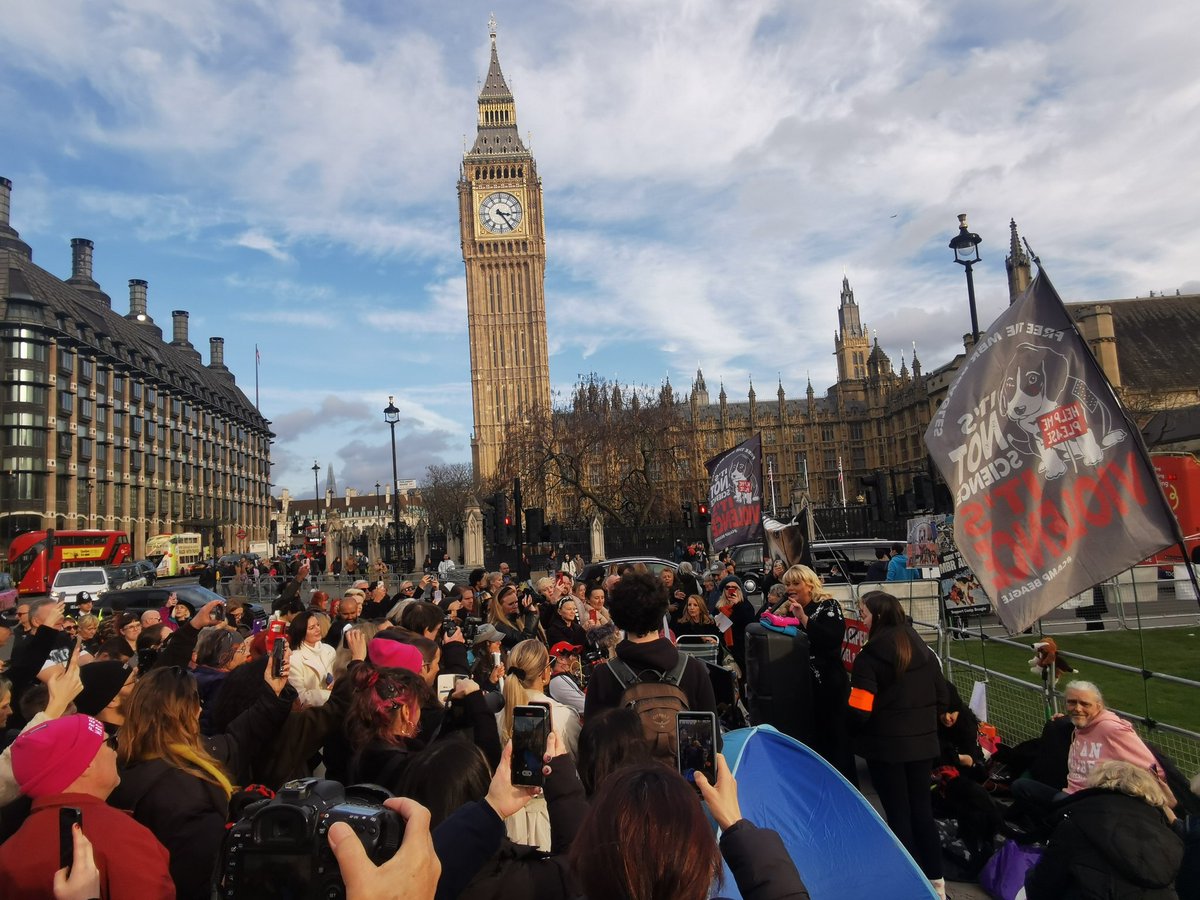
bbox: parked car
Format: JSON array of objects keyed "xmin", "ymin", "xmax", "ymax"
[
  {"xmin": 50, "ymin": 565, "xmax": 147, "ymax": 605},
  {"xmin": 0, "ymin": 572, "xmax": 17, "ymax": 611},
  {"xmin": 102, "ymin": 584, "xmax": 268, "ymax": 629},
  {"xmin": 717, "ymin": 538, "xmax": 896, "ymax": 591},
  {"xmin": 585, "ymin": 556, "xmax": 681, "ymax": 581},
  {"xmin": 131, "ymin": 559, "xmax": 158, "ymax": 586},
  {"xmin": 810, "ymin": 539, "xmax": 894, "ymax": 584},
  {"xmin": 711, "ymin": 543, "xmax": 770, "ymax": 594}
]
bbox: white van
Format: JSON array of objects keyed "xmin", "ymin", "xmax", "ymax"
[{"xmin": 50, "ymin": 565, "xmax": 147, "ymax": 604}]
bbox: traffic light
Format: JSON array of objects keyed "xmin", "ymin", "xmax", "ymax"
[
  {"xmin": 913, "ymin": 473, "xmax": 935, "ymax": 511},
  {"xmin": 525, "ymin": 507, "xmax": 545, "ymax": 540},
  {"xmin": 502, "ymin": 513, "xmax": 513, "ymax": 546},
  {"xmin": 681, "ymin": 501, "xmax": 694, "ymax": 528},
  {"xmin": 484, "ymin": 491, "xmax": 508, "ymax": 545},
  {"xmin": 697, "ymin": 501, "xmax": 710, "ymax": 526},
  {"xmin": 860, "ymin": 474, "xmax": 891, "ymax": 520}
]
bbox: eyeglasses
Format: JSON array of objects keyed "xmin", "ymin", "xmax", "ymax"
[{"xmin": 105, "ymin": 734, "xmax": 119, "ymax": 751}]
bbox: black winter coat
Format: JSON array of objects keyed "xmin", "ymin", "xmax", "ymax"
[
  {"xmin": 108, "ymin": 681, "xmax": 296, "ymax": 900},
  {"xmin": 433, "ymin": 756, "xmax": 587, "ymax": 900},
  {"xmin": 849, "ymin": 623, "xmax": 948, "ymax": 762},
  {"xmin": 1025, "ymin": 788, "xmax": 1183, "ymax": 899},
  {"xmin": 494, "ymin": 609, "xmax": 541, "ymax": 650},
  {"xmin": 543, "ymin": 616, "xmax": 587, "ymax": 649}
]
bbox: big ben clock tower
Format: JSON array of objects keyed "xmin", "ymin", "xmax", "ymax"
[{"xmin": 459, "ymin": 17, "xmax": 551, "ymax": 483}]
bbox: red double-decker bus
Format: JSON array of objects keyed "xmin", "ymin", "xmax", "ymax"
[{"xmin": 7, "ymin": 530, "xmax": 133, "ymax": 595}]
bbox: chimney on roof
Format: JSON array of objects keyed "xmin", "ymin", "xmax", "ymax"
[
  {"xmin": 71, "ymin": 239, "xmax": 94, "ymax": 282},
  {"xmin": 127, "ymin": 279, "xmax": 153, "ymax": 322},
  {"xmin": 171, "ymin": 310, "xmax": 193, "ymax": 348},
  {"xmin": 66, "ymin": 238, "xmax": 111, "ymax": 308},
  {"xmin": 0, "ymin": 177, "xmax": 11, "ymax": 229},
  {"xmin": 209, "ymin": 336, "xmax": 227, "ymax": 370},
  {"xmin": 0, "ymin": 177, "xmax": 33, "ymax": 259}
]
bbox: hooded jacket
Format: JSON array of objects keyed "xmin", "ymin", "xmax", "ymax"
[
  {"xmin": 583, "ymin": 637, "xmax": 718, "ymax": 724},
  {"xmin": 1025, "ymin": 787, "xmax": 1183, "ymax": 899}
]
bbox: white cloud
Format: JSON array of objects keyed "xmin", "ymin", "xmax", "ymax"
[
  {"xmin": 4, "ymin": 0, "xmax": 1200, "ymax": 482},
  {"xmin": 233, "ymin": 229, "xmax": 291, "ymax": 262}
]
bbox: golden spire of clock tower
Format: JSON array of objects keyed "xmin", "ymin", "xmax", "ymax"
[{"xmin": 470, "ymin": 17, "xmax": 526, "ymax": 156}]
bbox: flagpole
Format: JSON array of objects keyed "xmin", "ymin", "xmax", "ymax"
[
  {"xmin": 768, "ymin": 459, "xmax": 777, "ymax": 516},
  {"xmin": 838, "ymin": 456, "xmax": 847, "ymax": 508},
  {"xmin": 255, "ymin": 344, "xmax": 260, "ymax": 412}
]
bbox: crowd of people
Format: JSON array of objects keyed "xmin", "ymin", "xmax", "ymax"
[{"xmin": 0, "ymin": 551, "xmax": 1193, "ymax": 899}]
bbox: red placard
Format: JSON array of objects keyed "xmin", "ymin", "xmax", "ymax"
[{"xmin": 841, "ymin": 617, "xmax": 868, "ymax": 673}]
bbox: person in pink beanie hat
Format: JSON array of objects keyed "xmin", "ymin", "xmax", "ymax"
[
  {"xmin": 368, "ymin": 636, "xmax": 424, "ymax": 674},
  {"xmin": 0, "ymin": 714, "xmax": 173, "ymax": 899}
]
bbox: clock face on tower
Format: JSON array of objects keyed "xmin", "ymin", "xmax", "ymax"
[{"xmin": 479, "ymin": 191, "xmax": 523, "ymax": 234}]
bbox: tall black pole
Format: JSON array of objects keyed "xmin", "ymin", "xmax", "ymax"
[
  {"xmin": 513, "ymin": 477, "xmax": 525, "ymax": 580},
  {"xmin": 965, "ymin": 261, "xmax": 980, "ymax": 342},
  {"xmin": 384, "ymin": 396, "xmax": 402, "ymax": 572},
  {"xmin": 389, "ymin": 423, "xmax": 400, "ymax": 568}
]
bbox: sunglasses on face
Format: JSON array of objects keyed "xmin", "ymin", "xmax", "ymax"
[{"xmin": 105, "ymin": 734, "xmax": 119, "ymax": 751}]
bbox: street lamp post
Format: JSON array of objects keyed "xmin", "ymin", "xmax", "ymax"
[
  {"xmin": 312, "ymin": 460, "xmax": 321, "ymax": 522},
  {"xmin": 86, "ymin": 479, "xmax": 94, "ymax": 528},
  {"xmin": 384, "ymin": 396, "xmax": 401, "ymax": 569},
  {"xmin": 949, "ymin": 213, "xmax": 983, "ymax": 341}
]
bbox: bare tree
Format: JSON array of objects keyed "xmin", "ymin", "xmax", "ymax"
[
  {"xmin": 493, "ymin": 375, "xmax": 704, "ymax": 526},
  {"xmin": 420, "ymin": 463, "xmax": 479, "ymax": 532}
]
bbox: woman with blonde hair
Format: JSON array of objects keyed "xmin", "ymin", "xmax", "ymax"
[
  {"xmin": 108, "ymin": 650, "xmax": 296, "ymax": 899},
  {"xmin": 77, "ymin": 613, "xmax": 101, "ymax": 653},
  {"xmin": 488, "ymin": 583, "xmax": 542, "ymax": 650},
  {"xmin": 1025, "ymin": 759, "xmax": 1183, "ymax": 898},
  {"xmin": 757, "ymin": 565, "xmax": 856, "ymax": 784},
  {"xmin": 496, "ymin": 638, "xmax": 580, "ymax": 850},
  {"xmin": 674, "ymin": 595, "xmax": 722, "ymax": 643}
]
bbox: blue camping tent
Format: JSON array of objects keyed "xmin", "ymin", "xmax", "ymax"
[{"xmin": 717, "ymin": 725, "xmax": 937, "ymax": 899}]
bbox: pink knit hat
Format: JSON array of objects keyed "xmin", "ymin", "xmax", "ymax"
[
  {"xmin": 12, "ymin": 715, "xmax": 106, "ymax": 798},
  {"xmin": 367, "ymin": 638, "xmax": 423, "ymax": 673}
]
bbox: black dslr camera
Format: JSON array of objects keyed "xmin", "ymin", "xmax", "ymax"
[
  {"xmin": 219, "ymin": 778, "xmax": 402, "ymax": 899},
  {"xmin": 461, "ymin": 616, "xmax": 482, "ymax": 643}
]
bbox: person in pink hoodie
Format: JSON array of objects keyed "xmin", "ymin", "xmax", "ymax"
[
  {"xmin": 1010, "ymin": 680, "xmax": 1172, "ymax": 819},
  {"xmin": 1062, "ymin": 680, "xmax": 1164, "ymax": 795}
]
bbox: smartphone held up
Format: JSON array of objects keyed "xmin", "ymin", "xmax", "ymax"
[
  {"xmin": 510, "ymin": 705, "xmax": 549, "ymax": 787},
  {"xmin": 676, "ymin": 711, "xmax": 718, "ymax": 790},
  {"xmin": 271, "ymin": 638, "xmax": 287, "ymax": 679}
]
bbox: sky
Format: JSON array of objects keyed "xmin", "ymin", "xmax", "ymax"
[{"xmin": 4, "ymin": 1, "xmax": 1199, "ymax": 500}]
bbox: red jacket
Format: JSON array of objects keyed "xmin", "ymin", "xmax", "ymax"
[{"xmin": 0, "ymin": 792, "xmax": 174, "ymax": 900}]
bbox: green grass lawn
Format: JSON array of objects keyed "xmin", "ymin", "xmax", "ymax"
[{"xmin": 944, "ymin": 626, "xmax": 1200, "ymax": 734}]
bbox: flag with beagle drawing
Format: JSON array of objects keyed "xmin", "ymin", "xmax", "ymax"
[{"xmin": 924, "ymin": 270, "xmax": 1177, "ymax": 634}]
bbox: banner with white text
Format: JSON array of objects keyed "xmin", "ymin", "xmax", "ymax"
[
  {"xmin": 924, "ymin": 270, "xmax": 1176, "ymax": 634},
  {"xmin": 707, "ymin": 434, "xmax": 764, "ymax": 552}
]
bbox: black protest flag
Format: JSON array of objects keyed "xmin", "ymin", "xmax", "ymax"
[
  {"xmin": 924, "ymin": 269, "xmax": 1178, "ymax": 634},
  {"xmin": 706, "ymin": 434, "xmax": 764, "ymax": 552}
]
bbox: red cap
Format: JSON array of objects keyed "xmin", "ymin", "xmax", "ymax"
[{"xmin": 549, "ymin": 641, "xmax": 582, "ymax": 657}]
